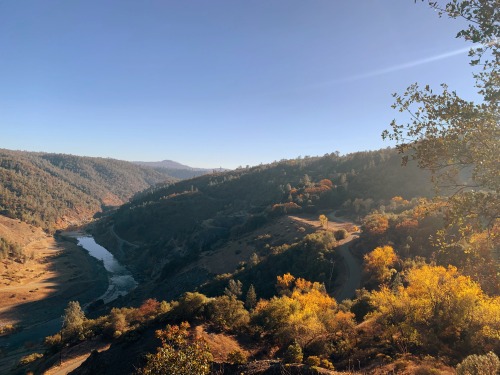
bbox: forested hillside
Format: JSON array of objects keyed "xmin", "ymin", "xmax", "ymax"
[
  {"xmin": 94, "ymin": 148, "xmax": 434, "ymax": 289},
  {"xmin": 0, "ymin": 149, "xmax": 177, "ymax": 232}
]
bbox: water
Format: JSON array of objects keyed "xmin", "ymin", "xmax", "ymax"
[{"xmin": 77, "ymin": 236, "xmax": 138, "ymax": 304}]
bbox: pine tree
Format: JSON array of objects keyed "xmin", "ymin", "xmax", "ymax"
[{"xmin": 245, "ymin": 284, "xmax": 257, "ymax": 310}]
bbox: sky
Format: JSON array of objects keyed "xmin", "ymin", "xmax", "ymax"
[{"xmin": 0, "ymin": 1, "xmax": 479, "ymax": 169}]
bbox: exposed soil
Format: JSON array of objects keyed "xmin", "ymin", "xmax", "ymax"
[
  {"xmin": 191, "ymin": 213, "xmax": 357, "ymax": 276},
  {"xmin": 0, "ymin": 216, "xmax": 108, "ymax": 374}
]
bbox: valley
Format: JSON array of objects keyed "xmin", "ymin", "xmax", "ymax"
[{"xmin": 0, "ymin": 145, "xmax": 497, "ymax": 374}]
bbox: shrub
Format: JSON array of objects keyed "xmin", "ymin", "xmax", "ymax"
[
  {"xmin": 284, "ymin": 340, "xmax": 303, "ymax": 364},
  {"xmin": 334, "ymin": 229, "xmax": 348, "ymax": 240},
  {"xmin": 305, "ymin": 356, "xmax": 321, "ymax": 367},
  {"xmin": 456, "ymin": 352, "xmax": 500, "ymax": 375},
  {"xmin": 320, "ymin": 358, "xmax": 335, "ymax": 370},
  {"xmin": 19, "ymin": 353, "xmax": 43, "ymax": 366},
  {"xmin": 44, "ymin": 333, "xmax": 62, "ymax": 351},
  {"xmin": 137, "ymin": 322, "xmax": 212, "ymax": 375},
  {"xmin": 169, "ymin": 292, "xmax": 209, "ymax": 321},
  {"xmin": 414, "ymin": 365, "xmax": 441, "ymax": 375},
  {"xmin": 206, "ymin": 295, "xmax": 250, "ymax": 332},
  {"xmin": 227, "ymin": 350, "xmax": 248, "ymax": 365}
]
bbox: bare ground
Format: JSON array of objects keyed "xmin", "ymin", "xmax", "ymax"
[{"xmin": 0, "ymin": 216, "xmax": 108, "ymax": 374}]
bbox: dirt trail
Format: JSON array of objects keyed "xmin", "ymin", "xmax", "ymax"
[
  {"xmin": 290, "ymin": 214, "xmax": 362, "ymax": 301},
  {"xmin": 110, "ymin": 225, "xmax": 138, "ymax": 251},
  {"xmin": 44, "ymin": 340, "xmax": 110, "ymax": 375}
]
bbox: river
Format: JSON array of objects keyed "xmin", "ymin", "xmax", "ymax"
[{"xmin": 77, "ymin": 236, "xmax": 138, "ymax": 304}]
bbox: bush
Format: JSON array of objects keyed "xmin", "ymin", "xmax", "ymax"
[
  {"xmin": 19, "ymin": 353, "xmax": 43, "ymax": 366},
  {"xmin": 456, "ymin": 352, "xmax": 500, "ymax": 375},
  {"xmin": 414, "ymin": 365, "xmax": 441, "ymax": 375},
  {"xmin": 334, "ymin": 229, "xmax": 348, "ymax": 240},
  {"xmin": 227, "ymin": 350, "xmax": 248, "ymax": 365},
  {"xmin": 137, "ymin": 322, "xmax": 212, "ymax": 375},
  {"xmin": 206, "ymin": 295, "xmax": 250, "ymax": 332},
  {"xmin": 44, "ymin": 333, "xmax": 62, "ymax": 351},
  {"xmin": 284, "ymin": 340, "xmax": 303, "ymax": 364},
  {"xmin": 169, "ymin": 292, "xmax": 209, "ymax": 321},
  {"xmin": 305, "ymin": 356, "xmax": 321, "ymax": 367},
  {"xmin": 320, "ymin": 358, "xmax": 335, "ymax": 370}
]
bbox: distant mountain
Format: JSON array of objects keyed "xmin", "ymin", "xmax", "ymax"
[
  {"xmin": 134, "ymin": 160, "xmax": 204, "ymax": 171},
  {"xmin": 133, "ymin": 160, "xmax": 227, "ymax": 180},
  {"xmin": 0, "ymin": 149, "xmax": 177, "ymax": 231}
]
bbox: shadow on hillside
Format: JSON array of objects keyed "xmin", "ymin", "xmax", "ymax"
[{"xmin": 0, "ymin": 237, "xmax": 108, "ymax": 372}]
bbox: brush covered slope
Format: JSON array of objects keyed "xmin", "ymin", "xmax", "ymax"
[{"xmin": 0, "ymin": 149, "xmax": 177, "ymax": 232}]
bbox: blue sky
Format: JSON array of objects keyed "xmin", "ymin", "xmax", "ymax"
[{"xmin": 0, "ymin": 1, "xmax": 477, "ymax": 168}]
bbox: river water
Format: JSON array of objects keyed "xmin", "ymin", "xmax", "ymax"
[{"xmin": 77, "ymin": 236, "xmax": 138, "ymax": 304}]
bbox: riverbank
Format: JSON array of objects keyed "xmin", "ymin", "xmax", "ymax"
[{"xmin": 0, "ymin": 224, "xmax": 109, "ymax": 374}]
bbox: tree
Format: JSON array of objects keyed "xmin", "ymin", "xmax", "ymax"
[
  {"xmin": 284, "ymin": 340, "xmax": 303, "ymax": 364},
  {"xmin": 456, "ymin": 352, "xmax": 500, "ymax": 375},
  {"xmin": 363, "ymin": 245, "xmax": 398, "ymax": 285},
  {"xmin": 245, "ymin": 284, "xmax": 257, "ymax": 310},
  {"xmin": 319, "ymin": 214, "xmax": 328, "ymax": 229},
  {"xmin": 383, "ymin": 0, "xmax": 499, "ymax": 252},
  {"xmin": 370, "ymin": 265, "xmax": 500, "ymax": 358},
  {"xmin": 206, "ymin": 295, "xmax": 250, "ymax": 332},
  {"xmin": 62, "ymin": 301, "xmax": 86, "ymax": 339},
  {"xmin": 224, "ymin": 279, "xmax": 243, "ymax": 299},
  {"xmin": 363, "ymin": 213, "xmax": 389, "ymax": 236},
  {"xmin": 138, "ymin": 322, "xmax": 212, "ymax": 375}
]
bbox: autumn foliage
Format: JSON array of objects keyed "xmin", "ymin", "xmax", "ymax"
[
  {"xmin": 370, "ymin": 265, "xmax": 500, "ymax": 357},
  {"xmin": 363, "ymin": 246, "xmax": 397, "ymax": 286}
]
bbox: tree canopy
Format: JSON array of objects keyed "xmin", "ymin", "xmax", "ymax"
[{"xmin": 383, "ymin": 0, "xmax": 499, "ymax": 255}]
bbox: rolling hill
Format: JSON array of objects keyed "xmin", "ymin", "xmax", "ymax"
[{"xmin": 0, "ymin": 149, "xmax": 178, "ymax": 232}]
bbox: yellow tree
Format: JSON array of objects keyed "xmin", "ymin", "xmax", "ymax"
[
  {"xmin": 370, "ymin": 265, "xmax": 500, "ymax": 357},
  {"xmin": 319, "ymin": 214, "xmax": 328, "ymax": 229},
  {"xmin": 363, "ymin": 245, "xmax": 397, "ymax": 285},
  {"xmin": 253, "ymin": 275, "xmax": 352, "ymax": 351}
]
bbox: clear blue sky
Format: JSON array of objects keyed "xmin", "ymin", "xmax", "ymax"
[{"xmin": 0, "ymin": 1, "xmax": 477, "ymax": 169}]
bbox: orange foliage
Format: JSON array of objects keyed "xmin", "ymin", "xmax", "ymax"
[
  {"xmin": 395, "ymin": 219, "xmax": 419, "ymax": 230},
  {"xmin": 304, "ymin": 185, "xmax": 330, "ymax": 195},
  {"xmin": 276, "ymin": 273, "xmax": 295, "ymax": 294},
  {"xmin": 363, "ymin": 213, "xmax": 389, "ymax": 235},
  {"xmin": 139, "ymin": 298, "xmax": 161, "ymax": 319},
  {"xmin": 391, "ymin": 196, "xmax": 409, "ymax": 204},
  {"xmin": 319, "ymin": 179, "xmax": 333, "ymax": 188}
]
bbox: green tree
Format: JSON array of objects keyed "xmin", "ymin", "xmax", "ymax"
[
  {"xmin": 224, "ymin": 279, "xmax": 243, "ymax": 299},
  {"xmin": 62, "ymin": 301, "xmax": 86, "ymax": 339},
  {"xmin": 284, "ymin": 340, "xmax": 303, "ymax": 364},
  {"xmin": 456, "ymin": 351, "xmax": 500, "ymax": 375},
  {"xmin": 245, "ymin": 284, "xmax": 257, "ymax": 310},
  {"xmin": 206, "ymin": 295, "xmax": 250, "ymax": 332},
  {"xmin": 137, "ymin": 322, "xmax": 212, "ymax": 375},
  {"xmin": 383, "ymin": 0, "xmax": 499, "ymax": 251}
]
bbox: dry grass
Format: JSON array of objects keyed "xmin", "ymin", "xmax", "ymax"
[{"xmin": 190, "ymin": 213, "xmax": 355, "ymax": 276}]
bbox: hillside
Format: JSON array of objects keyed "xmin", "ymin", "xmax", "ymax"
[
  {"xmin": 0, "ymin": 149, "xmax": 177, "ymax": 232},
  {"xmin": 133, "ymin": 160, "xmax": 226, "ymax": 180},
  {"xmin": 10, "ymin": 148, "xmax": 498, "ymax": 375},
  {"xmin": 93, "ymin": 148, "xmax": 434, "ymax": 300}
]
